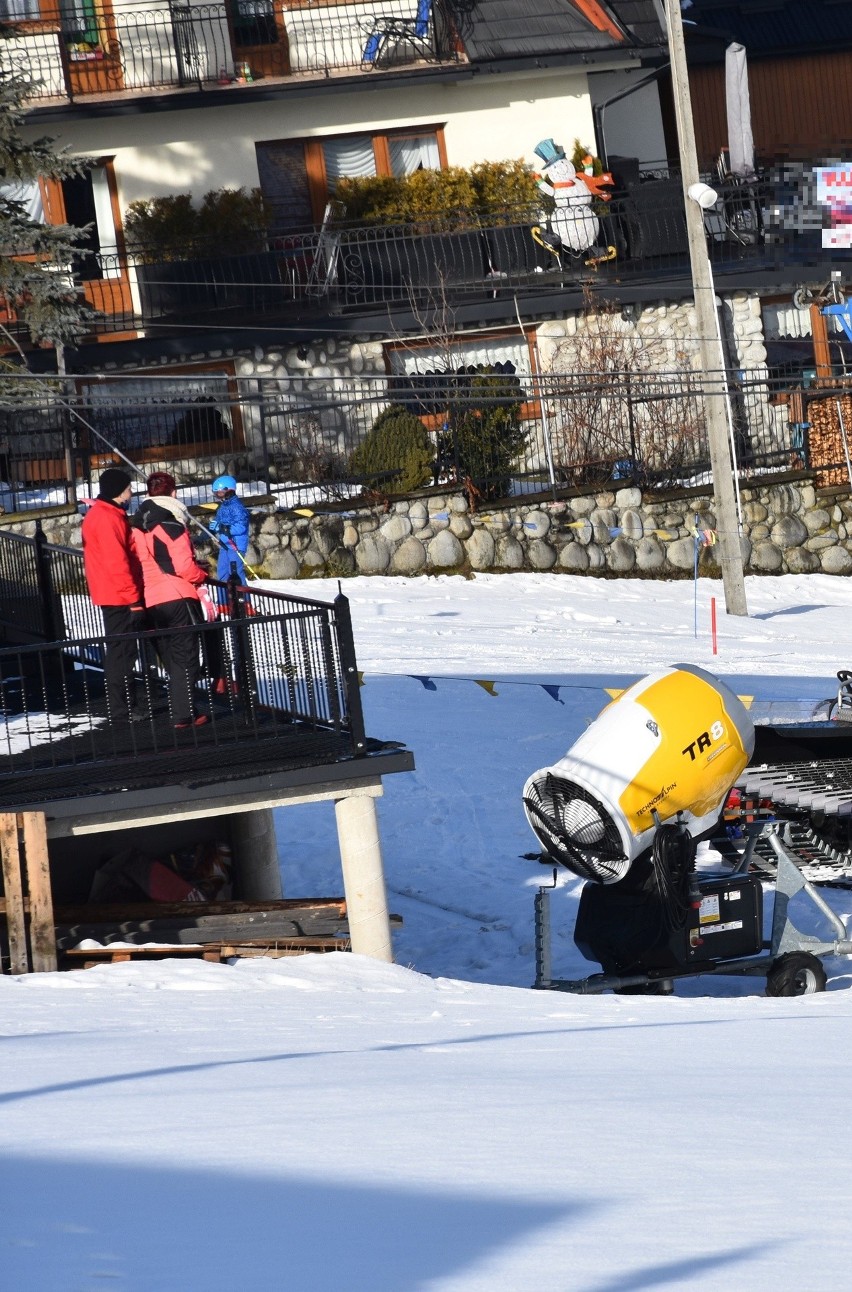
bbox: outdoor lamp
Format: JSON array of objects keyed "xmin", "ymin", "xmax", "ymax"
[{"xmin": 687, "ymin": 182, "xmax": 718, "ymax": 210}]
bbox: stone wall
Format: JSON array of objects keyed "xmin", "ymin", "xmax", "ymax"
[
  {"xmin": 13, "ymin": 475, "xmax": 852, "ymax": 579},
  {"xmin": 243, "ymin": 479, "xmax": 852, "ymax": 580}
]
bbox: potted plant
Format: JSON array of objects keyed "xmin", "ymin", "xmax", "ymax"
[
  {"xmin": 335, "ymin": 163, "xmax": 540, "ymax": 301},
  {"xmin": 470, "ymin": 158, "xmax": 549, "ymax": 277},
  {"xmin": 124, "ymin": 187, "xmax": 277, "ymax": 317}
]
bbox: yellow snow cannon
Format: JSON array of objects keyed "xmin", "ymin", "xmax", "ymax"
[{"xmin": 523, "ymin": 664, "xmax": 755, "ymax": 884}]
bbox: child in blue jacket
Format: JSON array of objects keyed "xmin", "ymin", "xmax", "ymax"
[{"xmin": 208, "ymin": 475, "xmax": 250, "ymax": 584}]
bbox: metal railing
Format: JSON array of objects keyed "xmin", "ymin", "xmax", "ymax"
[
  {"xmin": 0, "ymin": 171, "xmax": 831, "ymax": 344},
  {"xmin": 0, "ymin": 365, "xmax": 835, "ymax": 513},
  {"xmin": 0, "ymin": 0, "xmax": 459, "ymax": 104},
  {"xmin": 0, "ymin": 530, "xmax": 367, "ymax": 804}
]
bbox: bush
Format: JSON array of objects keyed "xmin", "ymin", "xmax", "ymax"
[
  {"xmin": 124, "ymin": 187, "xmax": 269, "ymax": 257},
  {"xmin": 349, "ymin": 406, "xmax": 434, "ymax": 493},
  {"xmin": 438, "ymin": 368, "xmax": 526, "ymax": 499},
  {"xmin": 335, "ymin": 160, "xmax": 539, "ymax": 229}
]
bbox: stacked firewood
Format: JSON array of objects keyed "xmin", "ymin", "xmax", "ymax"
[{"xmin": 805, "ymin": 394, "xmax": 852, "ymax": 486}]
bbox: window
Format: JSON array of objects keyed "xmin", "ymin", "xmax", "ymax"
[
  {"xmin": 384, "ymin": 331, "xmax": 542, "ymax": 423},
  {"xmin": 78, "ymin": 365, "xmax": 244, "ymax": 460},
  {"xmin": 17, "ymin": 161, "xmax": 124, "ymax": 282},
  {"xmin": 257, "ymin": 127, "xmax": 446, "ymax": 227},
  {"xmin": 0, "ymin": 0, "xmax": 100, "ymax": 40}
]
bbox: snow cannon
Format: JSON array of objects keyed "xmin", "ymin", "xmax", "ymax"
[{"xmin": 522, "ymin": 664, "xmax": 755, "ymax": 884}]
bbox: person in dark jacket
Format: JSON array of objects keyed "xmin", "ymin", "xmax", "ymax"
[
  {"xmin": 81, "ymin": 467, "xmax": 146, "ymax": 722},
  {"xmin": 130, "ymin": 472, "xmax": 211, "ymax": 729}
]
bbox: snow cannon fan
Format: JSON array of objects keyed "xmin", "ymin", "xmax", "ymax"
[{"xmin": 522, "ymin": 664, "xmax": 755, "ymax": 883}]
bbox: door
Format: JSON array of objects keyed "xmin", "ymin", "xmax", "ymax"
[{"xmin": 227, "ymin": 0, "xmax": 289, "ymax": 80}]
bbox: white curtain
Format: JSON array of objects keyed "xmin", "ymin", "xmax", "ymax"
[
  {"xmin": 389, "ymin": 337, "xmax": 533, "ymax": 391},
  {"xmin": 90, "ymin": 167, "xmax": 121, "ymax": 277},
  {"xmin": 762, "ymin": 301, "xmax": 843, "ymax": 340},
  {"xmin": 0, "ymin": 179, "xmax": 45, "ymax": 224},
  {"xmin": 0, "ymin": 0, "xmax": 40, "ymax": 18},
  {"xmin": 388, "ymin": 134, "xmax": 440, "ymax": 177},
  {"xmin": 86, "ymin": 374, "xmax": 231, "ymax": 405},
  {"xmin": 322, "ymin": 136, "xmax": 376, "ymax": 188}
]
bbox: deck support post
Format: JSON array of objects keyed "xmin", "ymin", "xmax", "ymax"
[
  {"xmin": 334, "ymin": 794, "xmax": 392, "ymax": 962},
  {"xmin": 229, "ymin": 808, "xmax": 282, "ymax": 900}
]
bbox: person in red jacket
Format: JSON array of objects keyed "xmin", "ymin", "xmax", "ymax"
[
  {"xmin": 81, "ymin": 467, "xmax": 146, "ymax": 723},
  {"xmin": 130, "ymin": 471, "xmax": 213, "ymax": 729}
]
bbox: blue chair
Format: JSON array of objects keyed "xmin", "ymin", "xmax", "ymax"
[{"xmin": 361, "ymin": 0, "xmax": 434, "ymax": 67}]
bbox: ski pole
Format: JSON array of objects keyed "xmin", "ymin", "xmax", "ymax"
[{"xmin": 216, "ymin": 531, "xmax": 261, "ymax": 580}]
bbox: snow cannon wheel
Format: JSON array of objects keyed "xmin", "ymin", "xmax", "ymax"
[{"xmin": 765, "ymin": 952, "xmax": 827, "ymax": 997}]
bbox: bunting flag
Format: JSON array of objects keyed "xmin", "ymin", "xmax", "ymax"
[
  {"xmin": 691, "ymin": 526, "xmax": 718, "ymax": 547},
  {"xmin": 346, "ymin": 674, "xmax": 798, "ymax": 716}
]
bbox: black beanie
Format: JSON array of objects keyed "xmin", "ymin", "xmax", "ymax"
[{"xmin": 98, "ymin": 468, "xmax": 132, "ymax": 501}]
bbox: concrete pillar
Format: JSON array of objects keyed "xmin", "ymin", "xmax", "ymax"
[
  {"xmin": 334, "ymin": 794, "xmax": 393, "ymax": 962},
  {"xmin": 229, "ymin": 807, "xmax": 283, "ymax": 900}
]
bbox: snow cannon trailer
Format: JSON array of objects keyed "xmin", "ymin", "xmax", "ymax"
[{"xmin": 522, "ymin": 664, "xmax": 852, "ymax": 997}]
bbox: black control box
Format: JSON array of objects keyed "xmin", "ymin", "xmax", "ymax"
[{"xmin": 676, "ymin": 874, "xmax": 763, "ymax": 964}]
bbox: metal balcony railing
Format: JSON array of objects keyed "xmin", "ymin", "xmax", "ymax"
[
  {"xmin": 0, "ymin": 171, "xmax": 830, "ymax": 345},
  {"xmin": 0, "ymin": 530, "xmax": 369, "ymax": 806},
  {"xmin": 0, "ymin": 0, "xmax": 461, "ymax": 103}
]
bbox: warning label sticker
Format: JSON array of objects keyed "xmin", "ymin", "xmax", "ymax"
[
  {"xmin": 699, "ymin": 895, "xmax": 720, "ymax": 924},
  {"xmin": 700, "ymin": 920, "xmax": 744, "ymax": 936}
]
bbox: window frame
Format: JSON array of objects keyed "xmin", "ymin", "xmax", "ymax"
[
  {"xmin": 300, "ymin": 126, "xmax": 448, "ymax": 224},
  {"xmin": 383, "ymin": 327, "xmax": 543, "ymax": 431},
  {"xmin": 76, "ymin": 361, "xmax": 246, "ymax": 465}
]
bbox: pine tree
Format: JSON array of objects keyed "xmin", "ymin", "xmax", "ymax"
[{"xmin": 0, "ymin": 52, "xmax": 94, "ymax": 347}]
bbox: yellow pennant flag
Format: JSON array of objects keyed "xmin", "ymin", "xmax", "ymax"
[{"xmin": 475, "ymin": 680, "xmax": 499, "ymax": 697}]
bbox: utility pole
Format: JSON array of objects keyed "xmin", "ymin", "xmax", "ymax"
[{"xmin": 664, "ymin": 0, "xmax": 748, "ymax": 616}]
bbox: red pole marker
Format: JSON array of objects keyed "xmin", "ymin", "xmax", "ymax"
[{"xmin": 711, "ymin": 596, "xmax": 718, "ymax": 655}]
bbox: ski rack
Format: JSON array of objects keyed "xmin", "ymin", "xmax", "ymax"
[{"xmin": 533, "ymin": 832, "xmax": 852, "ymax": 994}]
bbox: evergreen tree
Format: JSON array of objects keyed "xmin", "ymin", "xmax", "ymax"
[{"xmin": 0, "ymin": 52, "xmax": 94, "ymax": 347}]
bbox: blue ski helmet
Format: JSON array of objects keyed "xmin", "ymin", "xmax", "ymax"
[{"xmin": 212, "ymin": 474, "xmax": 237, "ymax": 492}]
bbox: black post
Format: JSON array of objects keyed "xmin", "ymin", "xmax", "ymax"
[
  {"xmin": 230, "ymin": 575, "xmax": 257, "ymax": 723},
  {"xmin": 333, "ymin": 590, "xmax": 366, "ymax": 754},
  {"xmin": 33, "ymin": 522, "xmax": 63, "ymax": 642}
]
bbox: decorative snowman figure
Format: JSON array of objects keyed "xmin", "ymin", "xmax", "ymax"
[{"xmin": 533, "ymin": 138, "xmax": 599, "ymax": 255}]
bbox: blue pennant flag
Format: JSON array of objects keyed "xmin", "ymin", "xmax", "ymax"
[
  {"xmin": 541, "ymin": 684, "xmax": 563, "ymax": 704},
  {"xmin": 411, "ymin": 675, "xmax": 438, "ymax": 691}
]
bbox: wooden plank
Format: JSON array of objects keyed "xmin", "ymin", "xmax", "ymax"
[
  {"xmin": 54, "ymin": 911, "xmax": 350, "ymax": 950},
  {"xmin": 54, "ymin": 898, "xmax": 347, "ymax": 923},
  {"xmin": 22, "ymin": 812, "xmax": 57, "ymax": 973},
  {"xmin": 0, "ymin": 813, "xmax": 28, "ymax": 974},
  {"xmin": 62, "ymin": 936, "xmax": 351, "ymax": 967}
]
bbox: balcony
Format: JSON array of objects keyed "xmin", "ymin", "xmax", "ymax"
[
  {"xmin": 20, "ymin": 172, "xmax": 842, "ymax": 345},
  {"xmin": 0, "ymin": 0, "xmax": 462, "ymax": 106},
  {"xmin": 0, "ymin": 529, "xmax": 412, "ymax": 814}
]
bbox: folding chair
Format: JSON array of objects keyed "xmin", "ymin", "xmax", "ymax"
[{"xmin": 361, "ymin": 0, "xmax": 434, "ymax": 67}]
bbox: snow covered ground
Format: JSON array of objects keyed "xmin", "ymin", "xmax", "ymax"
[{"xmin": 3, "ymin": 571, "xmax": 852, "ymax": 1290}]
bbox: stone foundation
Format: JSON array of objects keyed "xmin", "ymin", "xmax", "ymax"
[{"xmin": 13, "ymin": 474, "xmax": 850, "ymax": 581}]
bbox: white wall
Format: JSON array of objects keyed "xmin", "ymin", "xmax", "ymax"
[{"xmin": 38, "ymin": 69, "xmax": 600, "ymax": 214}]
